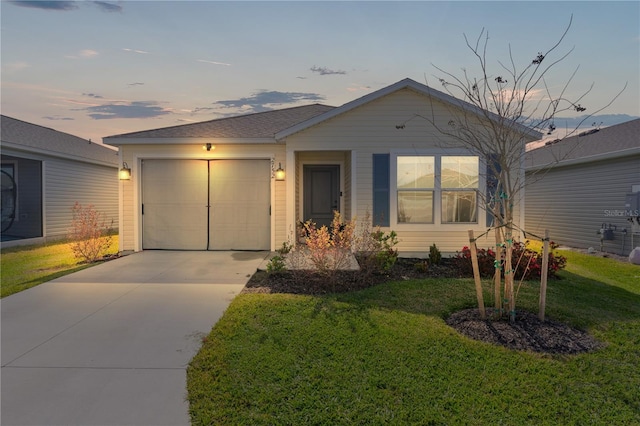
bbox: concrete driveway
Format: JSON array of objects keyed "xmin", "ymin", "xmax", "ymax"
[{"xmin": 1, "ymin": 250, "xmax": 268, "ymax": 426}]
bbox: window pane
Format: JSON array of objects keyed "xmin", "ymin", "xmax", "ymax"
[
  {"xmin": 398, "ymin": 191, "xmax": 433, "ymax": 223},
  {"xmin": 442, "ymin": 191, "xmax": 477, "ymax": 223},
  {"xmin": 397, "ymin": 156, "xmax": 434, "ymax": 189},
  {"xmin": 442, "ymin": 156, "xmax": 478, "ymax": 189}
]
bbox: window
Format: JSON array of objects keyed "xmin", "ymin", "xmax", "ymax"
[
  {"xmin": 441, "ymin": 156, "xmax": 478, "ymax": 223},
  {"xmin": 397, "ymin": 156, "xmax": 434, "ymax": 223},
  {"xmin": 393, "ymin": 154, "xmax": 479, "ymax": 225}
]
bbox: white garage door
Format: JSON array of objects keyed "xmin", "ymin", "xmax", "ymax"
[{"xmin": 142, "ymin": 159, "xmax": 270, "ymax": 250}]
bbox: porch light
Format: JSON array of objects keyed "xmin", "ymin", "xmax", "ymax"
[
  {"xmin": 203, "ymin": 143, "xmax": 214, "ymax": 151},
  {"xmin": 119, "ymin": 162, "xmax": 131, "ymax": 180},
  {"xmin": 275, "ymin": 163, "xmax": 286, "ymax": 181}
]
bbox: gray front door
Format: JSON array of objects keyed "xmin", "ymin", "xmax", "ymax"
[{"xmin": 303, "ymin": 165, "xmax": 339, "ymax": 229}]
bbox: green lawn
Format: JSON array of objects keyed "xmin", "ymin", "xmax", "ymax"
[
  {"xmin": 1, "ymin": 237, "xmax": 119, "ymax": 298},
  {"xmin": 188, "ymin": 251, "xmax": 640, "ymax": 425}
]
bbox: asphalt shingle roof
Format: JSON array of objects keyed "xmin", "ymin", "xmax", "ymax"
[
  {"xmin": 1, "ymin": 115, "xmax": 119, "ymax": 166},
  {"xmin": 525, "ymin": 118, "xmax": 640, "ymax": 168},
  {"xmin": 105, "ymin": 104, "xmax": 336, "ymax": 140}
]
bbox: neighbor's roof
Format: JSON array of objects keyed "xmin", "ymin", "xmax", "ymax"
[
  {"xmin": 104, "ymin": 104, "xmax": 335, "ymax": 142},
  {"xmin": 1, "ymin": 115, "xmax": 118, "ymax": 167},
  {"xmin": 525, "ymin": 118, "xmax": 640, "ymax": 170}
]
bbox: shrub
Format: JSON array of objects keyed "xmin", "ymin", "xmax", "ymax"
[
  {"xmin": 302, "ymin": 212, "xmax": 356, "ymax": 279},
  {"xmin": 453, "ymin": 240, "xmax": 566, "ymax": 280},
  {"xmin": 353, "ymin": 211, "xmax": 398, "ymax": 275},
  {"xmin": 266, "ymin": 255, "xmax": 287, "ymax": 273},
  {"xmin": 68, "ymin": 202, "xmax": 113, "ymax": 263},
  {"xmin": 429, "ymin": 243, "xmax": 442, "ymax": 265}
]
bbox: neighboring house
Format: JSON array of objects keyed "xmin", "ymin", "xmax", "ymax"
[
  {"xmin": 1, "ymin": 115, "xmax": 119, "ymax": 247},
  {"xmin": 525, "ymin": 118, "xmax": 640, "ymax": 256},
  {"xmin": 104, "ymin": 78, "xmax": 541, "ymax": 255}
]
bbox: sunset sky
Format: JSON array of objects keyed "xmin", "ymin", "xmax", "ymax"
[{"xmin": 2, "ymin": 1, "xmax": 638, "ymax": 144}]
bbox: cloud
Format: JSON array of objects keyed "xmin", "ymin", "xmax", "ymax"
[
  {"xmin": 10, "ymin": 1, "xmax": 122, "ymax": 12},
  {"xmin": 213, "ymin": 90, "xmax": 325, "ymax": 113},
  {"xmin": 83, "ymin": 93, "xmax": 103, "ymax": 99},
  {"xmin": 310, "ymin": 65, "xmax": 347, "ymax": 76},
  {"xmin": 42, "ymin": 115, "xmax": 74, "ymax": 121},
  {"xmin": 91, "ymin": 1, "xmax": 122, "ymax": 12},
  {"xmin": 123, "ymin": 48, "xmax": 149, "ymax": 54},
  {"xmin": 346, "ymin": 83, "xmax": 372, "ymax": 92},
  {"xmin": 190, "ymin": 107, "xmax": 217, "ymax": 114},
  {"xmin": 9, "ymin": 1, "xmax": 79, "ymax": 11},
  {"xmin": 80, "ymin": 49, "xmax": 98, "ymax": 58},
  {"xmin": 3, "ymin": 61, "xmax": 30, "ymax": 73},
  {"xmin": 84, "ymin": 101, "xmax": 171, "ymax": 120},
  {"xmin": 197, "ymin": 59, "xmax": 231, "ymax": 66},
  {"xmin": 66, "ymin": 49, "xmax": 98, "ymax": 59}
]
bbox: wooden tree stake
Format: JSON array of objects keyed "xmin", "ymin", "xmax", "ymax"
[
  {"xmin": 494, "ymin": 227, "xmax": 503, "ymax": 312},
  {"xmin": 538, "ymin": 230, "xmax": 550, "ymax": 321},
  {"xmin": 468, "ymin": 230, "xmax": 486, "ymax": 319}
]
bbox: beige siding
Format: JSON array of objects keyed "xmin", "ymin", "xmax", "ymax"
[
  {"xmin": 525, "ymin": 155, "xmax": 640, "ymax": 255},
  {"xmin": 285, "ymin": 88, "xmax": 520, "ymax": 254}
]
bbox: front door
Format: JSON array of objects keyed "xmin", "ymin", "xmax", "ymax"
[{"xmin": 303, "ymin": 165, "xmax": 339, "ymax": 229}]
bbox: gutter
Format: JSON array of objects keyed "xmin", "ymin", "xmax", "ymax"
[{"xmin": 525, "ymin": 146, "xmax": 640, "ymax": 172}]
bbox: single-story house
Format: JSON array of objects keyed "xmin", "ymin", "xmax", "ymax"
[
  {"xmin": 524, "ymin": 118, "xmax": 640, "ymax": 256},
  {"xmin": 1, "ymin": 115, "xmax": 119, "ymax": 247},
  {"xmin": 104, "ymin": 78, "xmax": 541, "ymax": 255}
]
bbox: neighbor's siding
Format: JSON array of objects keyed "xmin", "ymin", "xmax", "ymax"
[
  {"xmin": 45, "ymin": 157, "xmax": 118, "ymax": 238},
  {"xmin": 1, "ymin": 149, "xmax": 118, "ymax": 241},
  {"xmin": 525, "ymin": 154, "xmax": 640, "ymax": 256},
  {"xmin": 285, "ymin": 88, "xmax": 530, "ymax": 254}
]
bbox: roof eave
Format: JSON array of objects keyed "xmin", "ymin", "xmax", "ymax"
[
  {"xmin": 1, "ymin": 141, "xmax": 119, "ymax": 167},
  {"xmin": 104, "ymin": 137, "xmax": 277, "ymax": 146}
]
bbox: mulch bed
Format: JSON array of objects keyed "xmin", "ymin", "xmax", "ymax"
[
  {"xmin": 446, "ymin": 309, "xmax": 602, "ymax": 354},
  {"xmin": 243, "ymin": 257, "xmax": 602, "ymax": 355}
]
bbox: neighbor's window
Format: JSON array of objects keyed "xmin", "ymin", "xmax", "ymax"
[
  {"xmin": 396, "ymin": 156, "xmax": 434, "ymax": 223},
  {"xmin": 441, "ymin": 156, "xmax": 478, "ymax": 223}
]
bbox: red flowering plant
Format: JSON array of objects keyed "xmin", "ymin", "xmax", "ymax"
[{"xmin": 454, "ymin": 240, "xmax": 566, "ymax": 280}]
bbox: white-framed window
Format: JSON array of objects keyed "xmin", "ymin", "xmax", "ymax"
[
  {"xmin": 392, "ymin": 153, "xmax": 481, "ymax": 227},
  {"xmin": 441, "ymin": 156, "xmax": 478, "ymax": 223}
]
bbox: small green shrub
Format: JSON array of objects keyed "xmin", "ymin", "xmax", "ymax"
[
  {"xmin": 266, "ymin": 255, "xmax": 287, "ymax": 273},
  {"xmin": 428, "ymin": 243, "xmax": 442, "ymax": 265},
  {"xmin": 277, "ymin": 241, "xmax": 293, "ymax": 255},
  {"xmin": 414, "ymin": 260, "xmax": 429, "ymax": 272},
  {"xmin": 373, "ymin": 230, "xmax": 399, "ymax": 272}
]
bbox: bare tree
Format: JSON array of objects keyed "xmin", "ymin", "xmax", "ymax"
[{"xmin": 401, "ymin": 15, "xmax": 625, "ymax": 322}]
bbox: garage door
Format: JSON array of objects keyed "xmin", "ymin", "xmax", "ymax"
[{"xmin": 142, "ymin": 159, "xmax": 270, "ymax": 250}]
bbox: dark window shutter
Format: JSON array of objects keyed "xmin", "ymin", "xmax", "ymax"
[{"xmin": 373, "ymin": 154, "xmax": 390, "ymax": 227}]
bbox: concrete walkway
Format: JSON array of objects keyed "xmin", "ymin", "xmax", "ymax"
[{"xmin": 1, "ymin": 250, "xmax": 269, "ymax": 426}]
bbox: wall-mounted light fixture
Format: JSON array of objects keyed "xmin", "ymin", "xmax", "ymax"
[
  {"xmin": 203, "ymin": 143, "xmax": 214, "ymax": 151},
  {"xmin": 119, "ymin": 162, "xmax": 131, "ymax": 180},
  {"xmin": 274, "ymin": 163, "xmax": 286, "ymax": 181}
]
